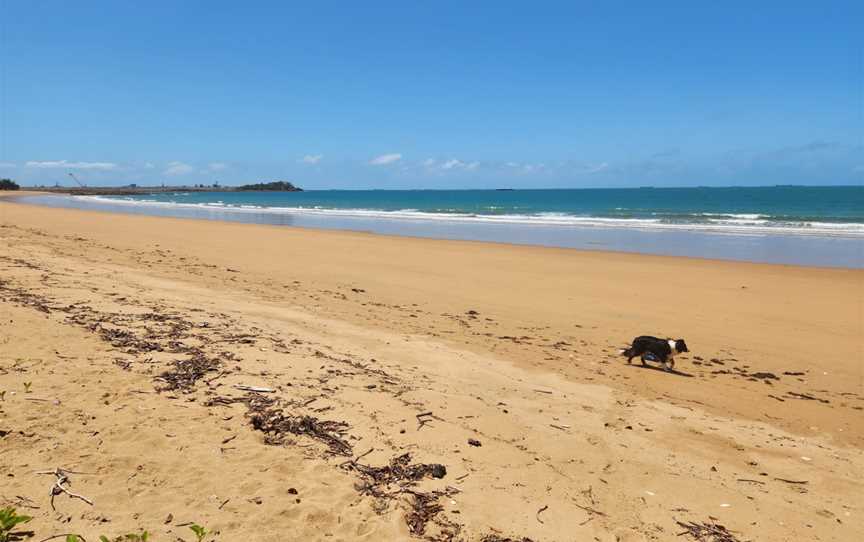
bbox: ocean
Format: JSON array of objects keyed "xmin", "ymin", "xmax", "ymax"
[{"xmin": 14, "ymin": 186, "xmax": 864, "ymax": 268}]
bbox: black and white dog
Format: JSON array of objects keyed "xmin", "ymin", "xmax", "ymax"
[{"xmin": 620, "ymin": 336, "xmax": 689, "ymax": 370}]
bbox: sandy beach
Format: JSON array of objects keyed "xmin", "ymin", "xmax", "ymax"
[{"xmin": 1, "ymin": 194, "xmax": 862, "ymax": 541}]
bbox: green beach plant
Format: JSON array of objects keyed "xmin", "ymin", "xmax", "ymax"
[
  {"xmin": 99, "ymin": 531, "xmax": 150, "ymax": 542},
  {"xmin": 0, "ymin": 507, "xmax": 33, "ymax": 542},
  {"xmin": 189, "ymin": 523, "xmax": 208, "ymax": 542}
]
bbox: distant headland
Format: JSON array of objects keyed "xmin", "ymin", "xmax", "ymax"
[
  {"xmin": 235, "ymin": 181, "xmax": 302, "ymax": 192},
  {"xmin": 23, "ymin": 180, "xmax": 302, "ymax": 196}
]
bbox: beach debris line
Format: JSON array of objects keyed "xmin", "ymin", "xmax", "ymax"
[{"xmin": 0, "ymin": 270, "xmax": 482, "ymax": 540}]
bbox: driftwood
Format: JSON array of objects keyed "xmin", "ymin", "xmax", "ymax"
[{"xmin": 36, "ymin": 468, "xmax": 93, "ymax": 511}]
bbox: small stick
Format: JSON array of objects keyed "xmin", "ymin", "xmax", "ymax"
[
  {"xmin": 234, "ymin": 385, "xmax": 275, "ymax": 393},
  {"xmin": 573, "ymin": 502, "xmax": 607, "ymax": 517},
  {"xmin": 219, "ymin": 498, "xmax": 230, "ymax": 510},
  {"xmin": 536, "ymin": 504, "xmax": 548, "ymax": 524},
  {"xmin": 353, "ymin": 447, "xmax": 374, "ymax": 463},
  {"xmin": 533, "ymin": 389, "xmax": 553, "ymax": 394},
  {"xmin": 205, "ymin": 371, "xmax": 230, "ymax": 385},
  {"xmin": 339, "ymin": 447, "xmax": 374, "ymax": 468},
  {"xmin": 38, "ymin": 468, "xmax": 94, "ymax": 510},
  {"xmin": 774, "ymin": 477, "xmax": 809, "ymax": 484},
  {"xmin": 736, "ymin": 478, "xmax": 765, "ymax": 484},
  {"xmin": 416, "ymin": 411, "xmax": 442, "ymax": 430}
]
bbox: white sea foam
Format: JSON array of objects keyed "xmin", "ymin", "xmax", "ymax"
[{"xmin": 74, "ymin": 196, "xmax": 864, "ymax": 238}]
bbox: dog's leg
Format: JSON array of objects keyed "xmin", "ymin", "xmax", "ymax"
[
  {"xmin": 662, "ymin": 356, "xmax": 673, "ymax": 371},
  {"xmin": 640, "ymin": 354, "xmax": 648, "ymax": 366}
]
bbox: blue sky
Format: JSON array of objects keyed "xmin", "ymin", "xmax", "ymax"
[{"xmin": 0, "ymin": 0, "xmax": 861, "ymax": 188}]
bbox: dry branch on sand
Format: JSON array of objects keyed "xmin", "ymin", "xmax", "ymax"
[{"xmin": 35, "ymin": 469, "xmax": 93, "ymax": 511}]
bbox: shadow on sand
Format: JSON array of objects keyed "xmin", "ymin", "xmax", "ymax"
[{"xmin": 628, "ymin": 362, "xmax": 695, "ymax": 378}]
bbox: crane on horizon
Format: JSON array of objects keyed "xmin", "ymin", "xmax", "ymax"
[{"xmin": 67, "ymin": 172, "xmax": 86, "ymax": 188}]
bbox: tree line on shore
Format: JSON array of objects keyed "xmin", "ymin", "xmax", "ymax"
[{"xmin": 0, "ymin": 178, "xmax": 20, "ymax": 190}]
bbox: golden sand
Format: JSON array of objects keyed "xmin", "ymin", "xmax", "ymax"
[{"xmin": 1, "ymin": 195, "xmax": 861, "ymax": 541}]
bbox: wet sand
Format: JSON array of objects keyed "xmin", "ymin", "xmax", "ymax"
[
  {"xmin": 15, "ymin": 192, "xmax": 864, "ymax": 268},
  {"xmin": 1, "ymin": 194, "xmax": 862, "ymax": 541}
]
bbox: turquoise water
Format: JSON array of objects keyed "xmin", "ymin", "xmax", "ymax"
[
  {"xmin": 91, "ymin": 186, "xmax": 864, "ymax": 235},
  {"xmin": 13, "ymin": 186, "xmax": 864, "ymax": 267}
]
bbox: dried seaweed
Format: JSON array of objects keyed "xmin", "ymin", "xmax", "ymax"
[
  {"xmin": 343, "ymin": 453, "xmax": 454, "ymax": 539},
  {"xmin": 406, "ymin": 490, "xmax": 445, "ymax": 536},
  {"xmin": 676, "ymin": 520, "xmax": 741, "ymax": 542},
  {"xmin": 156, "ymin": 352, "xmax": 221, "ymax": 391},
  {"xmin": 348, "ymin": 453, "xmax": 447, "ymax": 492},
  {"xmin": 246, "ymin": 397, "xmax": 352, "ymax": 456}
]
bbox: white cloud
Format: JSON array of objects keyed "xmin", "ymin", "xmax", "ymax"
[
  {"xmin": 208, "ymin": 162, "xmax": 228, "ymax": 172},
  {"xmin": 164, "ymin": 161, "xmax": 195, "ymax": 176},
  {"xmin": 521, "ymin": 163, "xmax": 547, "ymax": 173},
  {"xmin": 423, "ymin": 158, "xmax": 436, "ymax": 167},
  {"xmin": 441, "ymin": 159, "xmax": 464, "ymax": 170},
  {"xmin": 369, "ymin": 153, "xmax": 402, "ymax": 165},
  {"xmin": 300, "ymin": 154, "xmax": 323, "ymax": 164},
  {"xmin": 25, "ymin": 160, "xmax": 117, "ymax": 170},
  {"xmin": 585, "ymin": 162, "xmax": 609, "ymax": 174},
  {"xmin": 144, "ymin": 162, "xmax": 155, "ymax": 169}
]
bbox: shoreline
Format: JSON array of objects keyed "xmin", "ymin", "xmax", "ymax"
[
  {"xmin": 7, "ymin": 191, "xmax": 864, "ymax": 268},
  {"xmin": 1, "ymin": 196, "xmax": 862, "ymax": 540}
]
